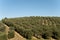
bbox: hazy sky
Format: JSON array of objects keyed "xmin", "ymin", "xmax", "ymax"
[{"xmin": 0, "ymin": 0, "xmax": 60, "ymax": 19}]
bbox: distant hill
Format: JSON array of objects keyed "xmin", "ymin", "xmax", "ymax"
[{"xmin": 2, "ymin": 16, "xmax": 60, "ymax": 40}]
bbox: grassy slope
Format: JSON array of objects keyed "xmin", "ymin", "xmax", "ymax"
[
  {"xmin": 4, "ymin": 24, "xmax": 26, "ymax": 40},
  {"xmin": 0, "ymin": 22, "xmax": 7, "ymax": 40}
]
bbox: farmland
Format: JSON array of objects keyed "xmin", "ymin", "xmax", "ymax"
[{"xmin": 0, "ymin": 16, "xmax": 60, "ymax": 40}]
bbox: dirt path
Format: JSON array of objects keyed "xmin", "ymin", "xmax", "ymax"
[
  {"xmin": 4, "ymin": 24, "xmax": 26, "ymax": 40},
  {"xmin": 8, "ymin": 31, "xmax": 26, "ymax": 40}
]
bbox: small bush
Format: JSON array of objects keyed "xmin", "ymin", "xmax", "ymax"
[
  {"xmin": 0, "ymin": 25, "xmax": 6, "ymax": 32},
  {"xmin": 52, "ymin": 27, "xmax": 60, "ymax": 40},
  {"xmin": 24, "ymin": 29, "xmax": 33, "ymax": 39},
  {"xmin": 8, "ymin": 27, "xmax": 15, "ymax": 39}
]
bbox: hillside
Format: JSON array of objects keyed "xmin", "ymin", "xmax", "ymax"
[
  {"xmin": 0, "ymin": 22, "xmax": 7, "ymax": 40},
  {"xmin": 2, "ymin": 16, "xmax": 60, "ymax": 40},
  {"xmin": 0, "ymin": 22, "xmax": 26, "ymax": 40},
  {"xmin": 4, "ymin": 24, "xmax": 26, "ymax": 40}
]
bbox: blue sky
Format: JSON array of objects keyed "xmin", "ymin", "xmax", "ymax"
[{"xmin": 0, "ymin": 0, "xmax": 60, "ymax": 19}]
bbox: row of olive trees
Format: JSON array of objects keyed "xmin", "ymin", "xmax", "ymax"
[
  {"xmin": 2, "ymin": 17, "xmax": 60, "ymax": 40},
  {"xmin": 2, "ymin": 19, "xmax": 33, "ymax": 40}
]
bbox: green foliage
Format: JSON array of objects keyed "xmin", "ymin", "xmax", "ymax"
[
  {"xmin": 2, "ymin": 16, "xmax": 60, "ymax": 40},
  {"xmin": 52, "ymin": 27, "xmax": 60, "ymax": 40},
  {"xmin": 0, "ymin": 26, "xmax": 6, "ymax": 32},
  {"xmin": 0, "ymin": 22, "xmax": 6, "ymax": 32},
  {"xmin": 8, "ymin": 27, "xmax": 15, "ymax": 39},
  {"xmin": 16, "ymin": 27, "xmax": 33, "ymax": 39},
  {"xmin": 24, "ymin": 29, "xmax": 33, "ymax": 39}
]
